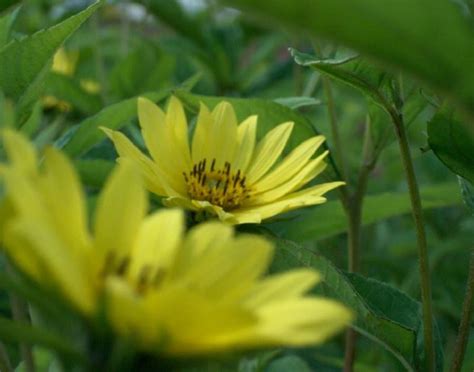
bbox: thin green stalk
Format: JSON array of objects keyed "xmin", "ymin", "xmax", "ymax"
[
  {"xmin": 343, "ymin": 120, "xmax": 373, "ymax": 372},
  {"xmin": 450, "ymin": 248, "xmax": 474, "ymax": 372},
  {"xmin": 390, "ymin": 109, "xmax": 435, "ymax": 372},
  {"xmin": 313, "ymin": 42, "xmax": 348, "ymax": 181}
]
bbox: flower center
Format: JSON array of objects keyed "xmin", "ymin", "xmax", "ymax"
[{"xmin": 183, "ymin": 159, "xmax": 250, "ymax": 209}]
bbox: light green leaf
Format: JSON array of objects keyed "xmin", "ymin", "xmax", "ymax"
[
  {"xmin": 428, "ymin": 112, "xmax": 474, "ymax": 185},
  {"xmin": 272, "ymin": 240, "xmax": 443, "ymax": 371},
  {"xmin": 0, "ymin": 1, "xmax": 102, "ymax": 122},
  {"xmin": 291, "ymin": 49, "xmax": 392, "ymax": 112},
  {"xmin": 0, "ymin": 5, "xmax": 20, "ymax": 48},
  {"xmin": 270, "ymin": 183, "xmax": 462, "ymax": 242},
  {"xmin": 61, "ymin": 90, "xmax": 169, "ymax": 157},
  {"xmin": 273, "ymin": 96, "xmax": 321, "ymax": 110},
  {"xmin": 221, "ymin": 0, "xmax": 474, "ymax": 121}
]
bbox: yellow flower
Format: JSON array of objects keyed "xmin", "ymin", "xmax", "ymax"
[
  {"xmin": 1, "ymin": 131, "xmax": 351, "ymax": 356},
  {"xmin": 103, "ymin": 97, "xmax": 344, "ymax": 224}
]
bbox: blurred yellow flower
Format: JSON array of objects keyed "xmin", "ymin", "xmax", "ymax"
[
  {"xmin": 104, "ymin": 97, "xmax": 343, "ymax": 224},
  {"xmin": 43, "ymin": 48, "xmax": 100, "ymax": 111},
  {"xmin": 1, "ymin": 130, "xmax": 351, "ymax": 356}
]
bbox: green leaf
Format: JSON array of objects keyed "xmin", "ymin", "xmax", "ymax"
[
  {"xmin": 109, "ymin": 43, "xmax": 175, "ymax": 99},
  {"xmin": 175, "ymin": 91, "xmax": 317, "ymax": 152},
  {"xmin": 270, "ymin": 183, "xmax": 462, "ymax": 242},
  {"xmin": 266, "ymin": 355, "xmax": 312, "ymax": 372},
  {"xmin": 221, "ymin": 0, "xmax": 474, "ymax": 121},
  {"xmin": 0, "ymin": 1, "xmax": 102, "ymax": 122},
  {"xmin": 272, "ymin": 240, "xmax": 443, "ymax": 371},
  {"xmin": 428, "ymin": 112, "xmax": 474, "ymax": 185},
  {"xmin": 459, "ymin": 177, "xmax": 474, "ymax": 214},
  {"xmin": 44, "ymin": 72, "xmax": 102, "ymax": 115},
  {"xmin": 61, "ymin": 90, "xmax": 169, "ymax": 157},
  {"xmin": 0, "ymin": 316, "xmax": 85, "ymax": 364},
  {"xmin": 75, "ymin": 159, "xmax": 114, "ymax": 188},
  {"xmin": 291, "ymin": 49, "xmax": 392, "ymax": 112},
  {"xmin": 0, "ymin": 5, "xmax": 20, "ymax": 48},
  {"xmin": 273, "ymin": 96, "xmax": 321, "ymax": 110}
]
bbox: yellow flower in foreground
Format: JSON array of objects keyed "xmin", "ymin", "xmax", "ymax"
[
  {"xmin": 103, "ymin": 97, "xmax": 344, "ymax": 224},
  {"xmin": 1, "ymin": 131, "xmax": 351, "ymax": 356}
]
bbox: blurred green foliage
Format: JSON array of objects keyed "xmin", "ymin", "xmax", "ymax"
[{"xmin": 0, "ymin": 0, "xmax": 473, "ymax": 371}]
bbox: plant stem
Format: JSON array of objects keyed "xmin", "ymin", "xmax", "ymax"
[
  {"xmin": 450, "ymin": 248, "xmax": 474, "ymax": 372},
  {"xmin": 321, "ymin": 76, "xmax": 348, "ymax": 181},
  {"xmin": 390, "ymin": 108, "xmax": 435, "ymax": 372},
  {"xmin": 343, "ymin": 120, "xmax": 373, "ymax": 372}
]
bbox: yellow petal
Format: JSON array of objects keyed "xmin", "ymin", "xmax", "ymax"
[
  {"xmin": 5, "ymin": 218, "xmax": 96, "ymax": 314},
  {"xmin": 94, "ymin": 161, "xmax": 147, "ymax": 262},
  {"xmin": 170, "ymin": 221, "xmax": 234, "ymax": 279},
  {"xmin": 254, "ymin": 135, "xmax": 325, "ymax": 192},
  {"xmin": 231, "ymin": 181, "xmax": 344, "ymax": 222},
  {"xmin": 191, "ymin": 102, "xmax": 213, "ymax": 164},
  {"xmin": 255, "ymin": 298, "xmax": 352, "ymax": 345},
  {"xmin": 137, "ymin": 97, "xmax": 188, "ymax": 194},
  {"xmin": 144, "ymin": 285, "xmax": 257, "ymax": 355},
  {"xmin": 166, "ymin": 96, "xmax": 191, "ymax": 166},
  {"xmin": 2, "ymin": 129, "xmax": 37, "ymax": 176},
  {"xmin": 178, "ymin": 234, "xmax": 273, "ymax": 303},
  {"xmin": 40, "ymin": 148, "xmax": 91, "ymax": 255},
  {"xmin": 105, "ymin": 278, "xmax": 162, "ymax": 348},
  {"xmin": 101, "ymin": 127, "xmax": 169, "ymax": 196},
  {"xmin": 128, "ymin": 209, "xmax": 184, "ymax": 283},
  {"xmin": 209, "ymin": 102, "xmax": 239, "ymax": 169},
  {"xmin": 248, "ymin": 151, "xmax": 329, "ymax": 204},
  {"xmin": 244, "ymin": 269, "xmax": 320, "ymax": 309},
  {"xmin": 232, "ymin": 115, "xmax": 257, "ymax": 173},
  {"xmin": 246, "ymin": 122, "xmax": 294, "ymax": 184}
]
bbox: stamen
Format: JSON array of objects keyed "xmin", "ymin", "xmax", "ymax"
[{"xmin": 182, "ymin": 158, "xmax": 250, "ymax": 209}]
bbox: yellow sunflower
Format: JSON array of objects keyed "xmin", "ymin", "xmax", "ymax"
[
  {"xmin": 103, "ymin": 97, "xmax": 343, "ymax": 224},
  {"xmin": 1, "ymin": 131, "xmax": 351, "ymax": 356}
]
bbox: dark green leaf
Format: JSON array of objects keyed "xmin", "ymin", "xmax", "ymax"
[
  {"xmin": 0, "ymin": 5, "xmax": 20, "ymax": 49},
  {"xmin": 270, "ymin": 183, "xmax": 462, "ymax": 242},
  {"xmin": 272, "ymin": 240, "xmax": 443, "ymax": 371},
  {"xmin": 428, "ymin": 112, "xmax": 474, "ymax": 184},
  {"xmin": 221, "ymin": 0, "xmax": 474, "ymax": 121},
  {"xmin": 75, "ymin": 158, "xmax": 114, "ymax": 188},
  {"xmin": 0, "ymin": 1, "xmax": 101, "ymax": 122}
]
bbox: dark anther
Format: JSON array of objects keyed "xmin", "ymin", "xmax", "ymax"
[
  {"xmin": 116, "ymin": 257, "xmax": 130, "ymax": 276},
  {"xmin": 210, "ymin": 158, "xmax": 216, "ymax": 171}
]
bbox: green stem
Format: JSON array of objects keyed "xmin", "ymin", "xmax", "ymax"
[
  {"xmin": 450, "ymin": 248, "xmax": 474, "ymax": 372},
  {"xmin": 390, "ymin": 109, "xmax": 435, "ymax": 372},
  {"xmin": 343, "ymin": 119, "xmax": 374, "ymax": 372}
]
